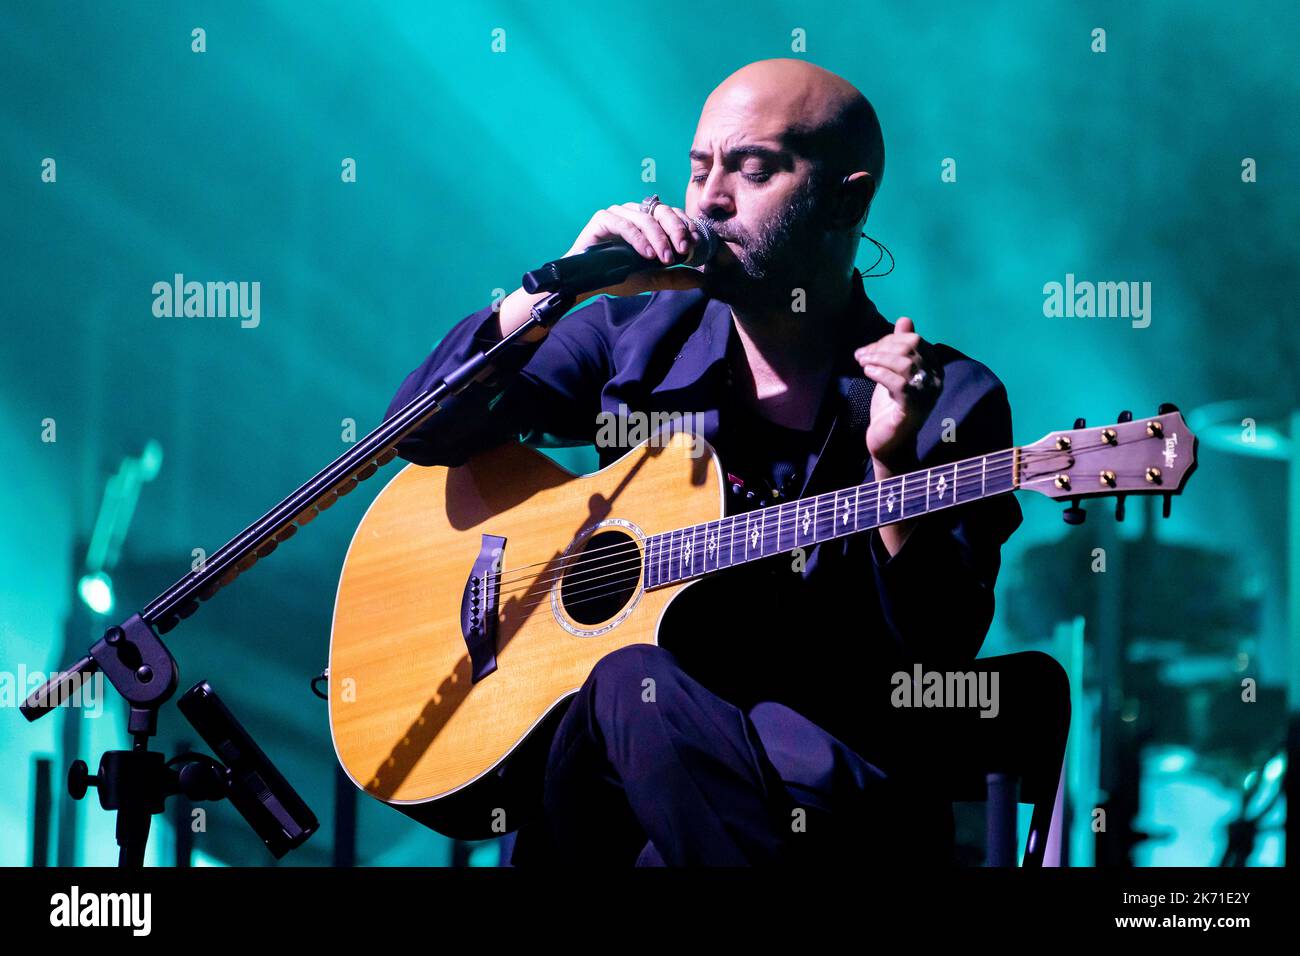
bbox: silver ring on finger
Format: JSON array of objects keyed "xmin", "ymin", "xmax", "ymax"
[
  {"xmin": 640, "ymin": 194, "xmax": 662, "ymax": 215},
  {"xmin": 907, "ymin": 367, "xmax": 941, "ymax": 392}
]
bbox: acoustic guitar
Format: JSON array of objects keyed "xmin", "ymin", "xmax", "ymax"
[{"xmin": 328, "ymin": 405, "xmax": 1197, "ymax": 838}]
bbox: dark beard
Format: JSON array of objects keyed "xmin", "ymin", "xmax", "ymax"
[{"xmin": 696, "ymin": 178, "xmax": 825, "ymax": 310}]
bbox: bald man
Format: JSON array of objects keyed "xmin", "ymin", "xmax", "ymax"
[{"xmin": 387, "ymin": 59, "xmax": 1023, "ymax": 865}]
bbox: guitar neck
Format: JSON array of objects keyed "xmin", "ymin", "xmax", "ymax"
[{"xmin": 643, "ymin": 446, "xmax": 1020, "ymax": 589}]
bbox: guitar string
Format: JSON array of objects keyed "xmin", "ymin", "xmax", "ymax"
[
  {"xmin": 492, "ymin": 451, "xmax": 1018, "ymax": 593},
  {"xmin": 490, "ymin": 439, "xmax": 1112, "ymax": 593},
  {"xmin": 489, "ymin": 432, "xmax": 1138, "ymax": 590},
  {"xmin": 488, "ymin": 442, "xmax": 1055, "ymax": 590},
  {"xmin": 501, "ymin": 465, "xmax": 1162, "ymax": 615},
  {"xmin": 491, "ymin": 453, "xmax": 1131, "ymax": 610},
  {"xmin": 493, "ymin": 446, "xmax": 1116, "ymax": 599}
]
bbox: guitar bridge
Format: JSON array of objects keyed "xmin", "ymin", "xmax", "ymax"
[{"xmin": 461, "ymin": 534, "xmax": 505, "ymax": 683}]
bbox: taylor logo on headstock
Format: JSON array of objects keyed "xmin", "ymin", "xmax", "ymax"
[{"xmin": 1164, "ymin": 433, "xmax": 1179, "ymax": 469}]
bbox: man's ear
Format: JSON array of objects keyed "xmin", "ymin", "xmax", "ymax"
[{"xmin": 832, "ymin": 171, "xmax": 875, "ymax": 230}]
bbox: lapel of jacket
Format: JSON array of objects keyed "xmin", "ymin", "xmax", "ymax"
[{"xmin": 647, "ymin": 296, "xmax": 734, "ymax": 452}]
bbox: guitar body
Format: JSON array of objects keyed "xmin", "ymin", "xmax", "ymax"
[
  {"xmin": 325, "ymin": 403, "xmax": 1197, "ymax": 840},
  {"xmin": 328, "ymin": 426, "xmax": 723, "ymax": 838}
]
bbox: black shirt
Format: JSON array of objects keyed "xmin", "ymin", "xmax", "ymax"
[
  {"xmin": 713, "ymin": 333, "xmax": 839, "ymax": 514},
  {"xmin": 721, "ymin": 402, "xmax": 828, "ymax": 511}
]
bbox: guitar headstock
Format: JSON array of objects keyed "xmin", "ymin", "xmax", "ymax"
[{"xmin": 1018, "ymin": 403, "xmax": 1198, "ymax": 523}]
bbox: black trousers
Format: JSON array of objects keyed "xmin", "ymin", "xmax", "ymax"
[{"xmin": 509, "ymin": 643, "xmax": 954, "ymax": 866}]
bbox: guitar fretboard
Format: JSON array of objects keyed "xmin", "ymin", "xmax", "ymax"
[{"xmin": 643, "ymin": 447, "xmax": 1019, "ymax": 588}]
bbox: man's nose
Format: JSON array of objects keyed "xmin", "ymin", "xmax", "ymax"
[{"xmin": 694, "ymin": 168, "xmax": 735, "ymax": 220}]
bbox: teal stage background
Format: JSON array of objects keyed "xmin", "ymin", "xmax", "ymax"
[{"xmin": 2, "ymin": 1, "xmax": 1297, "ymax": 865}]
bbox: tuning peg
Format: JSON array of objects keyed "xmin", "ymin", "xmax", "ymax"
[
  {"xmin": 1162, "ymin": 493, "xmax": 1172, "ymax": 519},
  {"xmin": 1073, "ymin": 417, "xmax": 1086, "ymax": 429},
  {"xmin": 1117, "ymin": 410, "xmax": 1132, "ymax": 424},
  {"xmin": 1158, "ymin": 402, "xmax": 1179, "ymax": 415},
  {"xmin": 1115, "ymin": 494, "xmax": 1127, "ymax": 522},
  {"xmin": 1063, "ymin": 497, "xmax": 1086, "ymax": 525}
]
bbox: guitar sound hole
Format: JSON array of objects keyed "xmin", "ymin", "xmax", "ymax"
[{"xmin": 560, "ymin": 529, "xmax": 641, "ymax": 625}]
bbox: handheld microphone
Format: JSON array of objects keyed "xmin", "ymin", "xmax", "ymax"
[{"xmin": 521, "ymin": 216, "xmax": 718, "ymax": 295}]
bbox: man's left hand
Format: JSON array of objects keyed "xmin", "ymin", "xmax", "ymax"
[{"xmin": 853, "ymin": 316, "xmax": 941, "ymax": 479}]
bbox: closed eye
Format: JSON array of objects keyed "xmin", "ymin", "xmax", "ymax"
[{"xmin": 690, "ymin": 171, "xmax": 771, "ymax": 184}]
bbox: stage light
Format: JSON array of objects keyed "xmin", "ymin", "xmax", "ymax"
[
  {"xmin": 1187, "ymin": 399, "xmax": 1289, "ymax": 460},
  {"xmin": 1263, "ymin": 754, "xmax": 1284, "ymax": 784},
  {"xmin": 1156, "ymin": 750, "xmax": 1190, "ymax": 774},
  {"xmin": 139, "ymin": 439, "xmax": 164, "ymax": 481},
  {"xmin": 77, "ymin": 571, "xmax": 114, "ymax": 615}
]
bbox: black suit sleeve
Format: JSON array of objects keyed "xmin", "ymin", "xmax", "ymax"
[
  {"xmin": 383, "ymin": 296, "xmax": 630, "ymax": 467},
  {"xmin": 853, "ymin": 371, "xmax": 1023, "ymax": 665}
]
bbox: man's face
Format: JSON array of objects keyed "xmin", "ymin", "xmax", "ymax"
[{"xmin": 685, "ymin": 92, "xmax": 829, "ymax": 307}]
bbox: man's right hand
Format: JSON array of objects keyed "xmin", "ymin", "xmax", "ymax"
[{"xmin": 498, "ymin": 201, "xmax": 709, "ymax": 341}]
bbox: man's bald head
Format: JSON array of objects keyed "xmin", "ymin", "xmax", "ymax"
[
  {"xmin": 702, "ymin": 59, "xmax": 884, "ymax": 203},
  {"xmin": 687, "ymin": 60, "xmax": 885, "ymax": 309}
]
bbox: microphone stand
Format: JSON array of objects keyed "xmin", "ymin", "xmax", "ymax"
[{"xmin": 19, "ymin": 285, "xmax": 579, "ymax": 866}]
